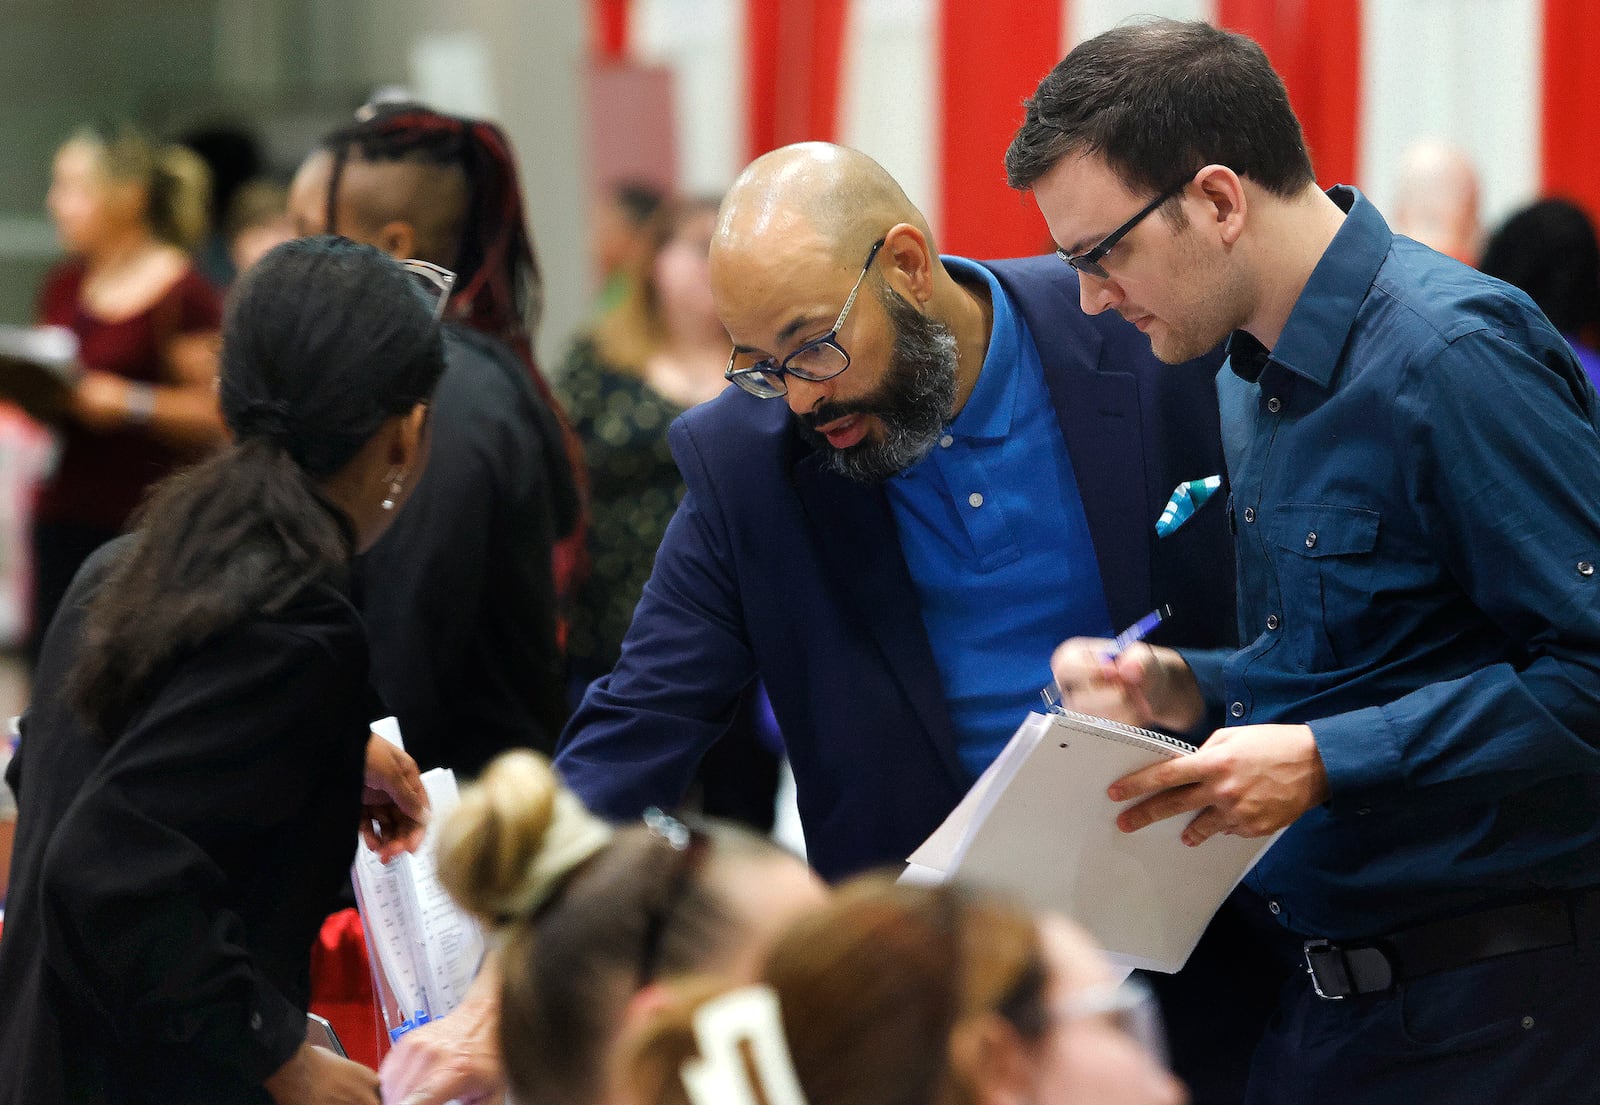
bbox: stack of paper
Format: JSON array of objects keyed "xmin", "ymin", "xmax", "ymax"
[{"xmin": 353, "ymin": 719, "xmax": 485, "ymax": 1040}]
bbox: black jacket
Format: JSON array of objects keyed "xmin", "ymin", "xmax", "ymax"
[{"xmin": 0, "ymin": 540, "xmax": 373, "ymax": 1104}]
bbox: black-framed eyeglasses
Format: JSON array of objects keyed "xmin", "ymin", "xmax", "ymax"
[
  {"xmin": 400, "ymin": 258, "xmax": 457, "ymax": 322},
  {"xmin": 724, "ymin": 238, "xmax": 887, "ymax": 399},
  {"xmin": 1055, "ymin": 173, "xmax": 1197, "ymax": 280},
  {"xmin": 636, "ymin": 807, "xmax": 711, "ymax": 987}
]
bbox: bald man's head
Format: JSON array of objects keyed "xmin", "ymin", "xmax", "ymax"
[
  {"xmin": 715, "ymin": 142, "xmax": 934, "ymax": 264},
  {"xmin": 287, "ymin": 148, "xmax": 468, "ymax": 265}
]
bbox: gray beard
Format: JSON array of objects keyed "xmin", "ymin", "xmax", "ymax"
[{"xmin": 804, "ymin": 284, "xmax": 959, "ymax": 484}]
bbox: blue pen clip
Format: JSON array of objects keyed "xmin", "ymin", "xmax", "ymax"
[{"xmin": 1156, "ymin": 475, "xmax": 1222, "ymax": 537}]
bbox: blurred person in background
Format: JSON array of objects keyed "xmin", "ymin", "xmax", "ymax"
[
  {"xmin": 560, "ymin": 195, "xmax": 782, "ymax": 831},
  {"xmin": 560, "ymin": 196, "xmax": 728, "ymax": 689},
  {"xmin": 226, "ymin": 179, "xmax": 296, "ymax": 276},
  {"xmin": 622, "ymin": 878, "xmax": 1186, "ymax": 1105},
  {"xmin": 32, "ymin": 122, "xmax": 227, "ymax": 660},
  {"xmin": 1391, "ymin": 138, "xmax": 1482, "ymax": 265},
  {"xmin": 0, "ymin": 236, "xmax": 443, "ymax": 1105},
  {"xmin": 179, "ymin": 125, "xmax": 265, "ymax": 288},
  {"xmin": 288, "ymin": 101, "xmax": 582, "ymax": 775},
  {"xmin": 379, "ymin": 748, "xmax": 825, "ymax": 1105},
  {"xmin": 593, "ymin": 179, "xmax": 667, "ymax": 317},
  {"xmin": 1480, "ymin": 197, "xmax": 1600, "ymax": 389}
]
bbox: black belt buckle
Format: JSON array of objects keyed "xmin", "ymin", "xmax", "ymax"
[
  {"xmin": 1303, "ymin": 938, "xmax": 1395, "ymax": 1000},
  {"xmin": 1303, "ymin": 939, "xmax": 1352, "ymax": 999}
]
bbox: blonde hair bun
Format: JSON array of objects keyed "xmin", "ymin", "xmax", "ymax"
[{"xmin": 437, "ymin": 749, "xmax": 614, "ymax": 922}]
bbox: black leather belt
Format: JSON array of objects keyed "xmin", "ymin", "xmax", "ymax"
[{"xmin": 1302, "ymin": 891, "xmax": 1595, "ymax": 1000}]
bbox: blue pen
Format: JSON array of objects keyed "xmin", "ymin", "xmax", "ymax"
[
  {"xmin": 1103, "ymin": 604, "xmax": 1172, "ymax": 659},
  {"xmin": 1040, "ymin": 605, "xmax": 1173, "ymax": 708}
]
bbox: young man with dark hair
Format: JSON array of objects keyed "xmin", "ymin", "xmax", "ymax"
[{"xmin": 1021, "ymin": 20, "xmax": 1600, "ymax": 1104}]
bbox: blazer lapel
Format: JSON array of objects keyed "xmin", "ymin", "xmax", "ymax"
[
  {"xmin": 791, "ymin": 452, "xmax": 970, "ymax": 789},
  {"xmin": 1038, "ymin": 321, "xmax": 1153, "ymax": 630}
]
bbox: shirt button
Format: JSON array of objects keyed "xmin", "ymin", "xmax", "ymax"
[
  {"xmin": 939, "ymin": 434, "xmax": 953, "ymax": 448},
  {"xmin": 967, "ymin": 492, "xmax": 984, "ymax": 508},
  {"xmin": 1230, "ymin": 701, "xmax": 1245, "ymax": 718},
  {"xmin": 1242, "ymin": 506, "xmax": 1256, "ymax": 524},
  {"xmin": 1579, "ymin": 561, "xmax": 1595, "ymax": 577},
  {"xmin": 1305, "ymin": 531, "xmax": 1318, "ymax": 549},
  {"xmin": 1266, "ymin": 614, "xmax": 1280, "ymax": 630},
  {"xmin": 249, "ymin": 1011, "xmax": 263, "ymax": 1031},
  {"xmin": 1268, "ymin": 899, "xmax": 1282, "ymax": 915},
  {"xmin": 1267, "ymin": 397, "xmax": 1282, "ymax": 413}
]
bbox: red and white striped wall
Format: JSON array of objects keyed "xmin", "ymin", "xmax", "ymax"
[{"xmin": 593, "ymin": 0, "xmax": 1600, "ymax": 261}]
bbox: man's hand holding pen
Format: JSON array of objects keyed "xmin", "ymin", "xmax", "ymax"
[{"xmin": 1050, "ymin": 638, "xmax": 1330, "ymax": 847}]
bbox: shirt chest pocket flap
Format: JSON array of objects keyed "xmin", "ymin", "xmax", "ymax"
[{"xmin": 1271, "ymin": 503, "xmax": 1381, "ymax": 668}]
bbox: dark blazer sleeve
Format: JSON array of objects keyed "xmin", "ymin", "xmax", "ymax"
[
  {"xmin": 555, "ymin": 410, "xmax": 759, "ymax": 819},
  {"xmin": 35, "ymin": 626, "xmax": 359, "ymax": 1088}
]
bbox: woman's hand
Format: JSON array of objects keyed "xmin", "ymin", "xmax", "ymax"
[{"xmin": 362, "ymin": 734, "xmax": 429, "ymax": 862}]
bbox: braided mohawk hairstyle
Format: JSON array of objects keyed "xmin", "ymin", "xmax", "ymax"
[{"xmin": 320, "ymin": 99, "xmax": 590, "ymax": 612}]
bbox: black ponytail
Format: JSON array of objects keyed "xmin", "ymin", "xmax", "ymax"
[{"xmin": 69, "ymin": 236, "xmax": 445, "ymax": 734}]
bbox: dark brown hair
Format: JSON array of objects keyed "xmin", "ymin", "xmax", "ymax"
[{"xmin": 1006, "ymin": 19, "xmax": 1315, "ymax": 201}]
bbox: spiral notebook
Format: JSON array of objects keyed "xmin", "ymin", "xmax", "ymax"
[{"xmin": 904, "ymin": 709, "xmax": 1278, "ymax": 974}]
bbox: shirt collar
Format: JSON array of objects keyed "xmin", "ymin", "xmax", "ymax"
[
  {"xmin": 940, "ymin": 256, "xmax": 1021, "ymax": 441},
  {"xmin": 1227, "ymin": 185, "xmax": 1392, "ymax": 389}
]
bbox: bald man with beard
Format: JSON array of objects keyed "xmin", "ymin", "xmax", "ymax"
[
  {"xmin": 550, "ymin": 144, "xmax": 1279, "ymax": 1101},
  {"xmin": 287, "ymin": 105, "xmax": 579, "ymax": 776}
]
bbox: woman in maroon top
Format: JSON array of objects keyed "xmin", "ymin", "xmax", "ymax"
[{"xmin": 33, "ymin": 123, "xmax": 227, "ymax": 655}]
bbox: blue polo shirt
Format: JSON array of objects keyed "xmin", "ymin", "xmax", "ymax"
[{"xmin": 886, "ymin": 257, "xmax": 1111, "ymax": 778}]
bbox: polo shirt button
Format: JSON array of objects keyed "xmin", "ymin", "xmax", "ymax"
[
  {"xmin": 1305, "ymin": 531, "xmax": 1318, "ymax": 549},
  {"xmin": 1268, "ymin": 899, "xmax": 1281, "ymax": 915},
  {"xmin": 249, "ymin": 1011, "xmax": 263, "ymax": 1031},
  {"xmin": 1230, "ymin": 701, "xmax": 1245, "ymax": 718},
  {"xmin": 968, "ymin": 492, "xmax": 984, "ymax": 508},
  {"xmin": 1242, "ymin": 506, "xmax": 1256, "ymax": 524},
  {"xmin": 1579, "ymin": 561, "xmax": 1595, "ymax": 577},
  {"xmin": 1267, "ymin": 397, "xmax": 1282, "ymax": 413},
  {"xmin": 939, "ymin": 434, "xmax": 953, "ymax": 448},
  {"xmin": 1266, "ymin": 614, "xmax": 1280, "ymax": 630}
]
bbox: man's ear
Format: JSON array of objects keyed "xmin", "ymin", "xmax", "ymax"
[
  {"xmin": 377, "ymin": 219, "xmax": 419, "ymax": 260},
  {"xmin": 1193, "ymin": 164, "xmax": 1248, "ymax": 248},
  {"xmin": 948, "ymin": 1014, "xmax": 1038, "ymax": 1105},
  {"xmin": 880, "ymin": 222, "xmax": 936, "ymax": 306}
]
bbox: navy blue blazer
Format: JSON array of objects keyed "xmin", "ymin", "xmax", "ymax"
[{"xmin": 556, "ymin": 256, "xmax": 1235, "ymax": 880}]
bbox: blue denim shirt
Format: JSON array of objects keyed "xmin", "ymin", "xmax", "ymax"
[{"xmin": 1184, "ymin": 187, "xmax": 1600, "ymax": 940}]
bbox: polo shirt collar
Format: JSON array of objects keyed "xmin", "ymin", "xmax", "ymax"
[
  {"xmin": 1228, "ymin": 185, "xmax": 1392, "ymax": 389},
  {"xmin": 942, "ymin": 256, "xmax": 1021, "ymax": 442}
]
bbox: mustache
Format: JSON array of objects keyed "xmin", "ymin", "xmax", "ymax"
[{"xmin": 800, "ymin": 398, "xmax": 888, "ymax": 431}]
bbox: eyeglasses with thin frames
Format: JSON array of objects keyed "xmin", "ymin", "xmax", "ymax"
[
  {"xmin": 724, "ymin": 238, "xmax": 887, "ymax": 399},
  {"xmin": 1055, "ymin": 172, "xmax": 1199, "ymax": 280},
  {"xmin": 400, "ymin": 258, "xmax": 457, "ymax": 322}
]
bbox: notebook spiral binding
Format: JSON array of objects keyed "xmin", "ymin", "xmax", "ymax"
[{"xmin": 1045, "ymin": 706, "xmax": 1198, "ymax": 756}]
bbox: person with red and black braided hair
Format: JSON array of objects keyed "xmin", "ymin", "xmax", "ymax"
[{"xmin": 288, "ymin": 101, "xmax": 584, "ymax": 774}]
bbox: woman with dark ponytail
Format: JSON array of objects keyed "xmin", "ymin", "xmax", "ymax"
[{"xmin": 0, "ymin": 235, "xmax": 446, "ymax": 1105}]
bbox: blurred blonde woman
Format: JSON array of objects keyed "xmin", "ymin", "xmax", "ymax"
[
  {"xmin": 33, "ymin": 122, "xmax": 227, "ymax": 654},
  {"xmin": 621, "ymin": 878, "xmax": 1187, "ymax": 1105},
  {"xmin": 379, "ymin": 749, "xmax": 825, "ymax": 1105}
]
